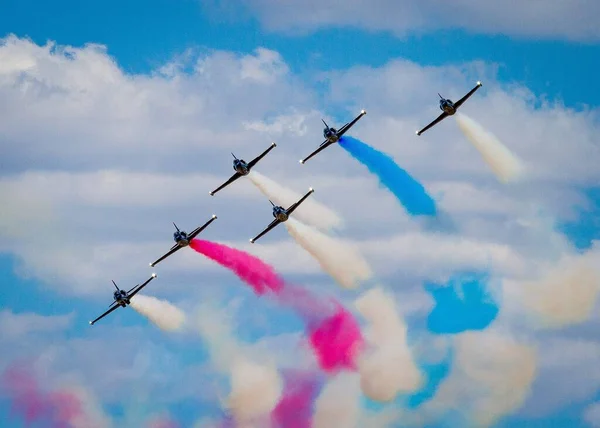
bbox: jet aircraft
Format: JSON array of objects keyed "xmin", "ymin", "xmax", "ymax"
[
  {"xmin": 250, "ymin": 188, "xmax": 315, "ymax": 243},
  {"xmin": 89, "ymin": 273, "xmax": 157, "ymax": 325},
  {"xmin": 299, "ymin": 110, "xmax": 366, "ymax": 164},
  {"xmin": 149, "ymin": 214, "xmax": 217, "ymax": 267},
  {"xmin": 416, "ymin": 81, "xmax": 482, "ymax": 136},
  {"xmin": 210, "ymin": 142, "xmax": 277, "ymax": 196}
]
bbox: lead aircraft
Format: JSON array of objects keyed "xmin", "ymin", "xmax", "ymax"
[{"xmin": 416, "ymin": 81, "xmax": 483, "ymax": 136}]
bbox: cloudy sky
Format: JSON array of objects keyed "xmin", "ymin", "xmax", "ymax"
[{"xmin": 1, "ymin": 0, "xmax": 600, "ymax": 427}]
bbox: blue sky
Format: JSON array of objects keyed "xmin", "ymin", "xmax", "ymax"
[{"xmin": 1, "ymin": 1, "xmax": 599, "ymax": 427}]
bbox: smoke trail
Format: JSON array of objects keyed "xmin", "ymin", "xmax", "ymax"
[
  {"xmin": 425, "ymin": 272, "xmax": 498, "ymax": 334},
  {"xmin": 248, "ymin": 170, "xmax": 343, "ymax": 231},
  {"xmin": 190, "ymin": 239, "xmax": 284, "ymax": 294},
  {"xmin": 271, "ymin": 370, "xmax": 322, "ymax": 428},
  {"xmin": 514, "ymin": 250, "xmax": 600, "ymax": 328},
  {"xmin": 195, "ymin": 304, "xmax": 283, "ymax": 424},
  {"xmin": 191, "ymin": 239, "xmax": 364, "ymax": 373},
  {"xmin": 1, "ymin": 365, "xmax": 85, "ymax": 427},
  {"xmin": 227, "ymin": 357, "xmax": 284, "ymax": 423},
  {"xmin": 147, "ymin": 415, "xmax": 180, "ymax": 428},
  {"xmin": 456, "ymin": 113, "xmax": 524, "ymax": 183},
  {"xmin": 130, "ymin": 295, "xmax": 186, "ymax": 332},
  {"xmin": 354, "ymin": 288, "xmax": 422, "ymax": 402},
  {"xmin": 339, "ymin": 136, "xmax": 436, "ymax": 216},
  {"xmin": 285, "ymin": 217, "xmax": 372, "ymax": 289},
  {"xmin": 313, "ymin": 373, "xmax": 362, "ymax": 428}
]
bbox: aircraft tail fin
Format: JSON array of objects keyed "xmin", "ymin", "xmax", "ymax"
[
  {"xmin": 438, "ymin": 93, "xmax": 443, "ymax": 99},
  {"xmin": 269, "ymin": 200, "xmax": 275, "ymax": 207},
  {"xmin": 321, "ymin": 118, "xmax": 329, "ymax": 129},
  {"xmin": 173, "ymin": 222, "xmax": 180, "ymax": 232},
  {"xmin": 231, "ymin": 152, "xmax": 238, "ymax": 160},
  {"xmin": 112, "ymin": 280, "xmax": 119, "ymax": 291}
]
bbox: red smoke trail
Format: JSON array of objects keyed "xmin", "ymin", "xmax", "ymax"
[
  {"xmin": 271, "ymin": 370, "xmax": 322, "ymax": 428},
  {"xmin": 190, "ymin": 239, "xmax": 284, "ymax": 294},
  {"xmin": 190, "ymin": 239, "xmax": 364, "ymax": 373},
  {"xmin": 1, "ymin": 364, "xmax": 83, "ymax": 427}
]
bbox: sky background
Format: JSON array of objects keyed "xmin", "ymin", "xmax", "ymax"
[{"xmin": 1, "ymin": 0, "xmax": 600, "ymax": 427}]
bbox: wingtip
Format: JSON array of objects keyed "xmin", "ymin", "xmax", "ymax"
[
  {"xmin": 299, "ymin": 159, "xmax": 304, "ymax": 164},
  {"xmin": 415, "ymin": 131, "xmax": 420, "ymax": 136},
  {"xmin": 477, "ymin": 80, "xmax": 482, "ymax": 86},
  {"xmin": 149, "ymin": 262, "xmax": 154, "ymax": 267},
  {"xmin": 309, "ymin": 187, "xmax": 314, "ymax": 192},
  {"xmin": 249, "ymin": 239, "xmax": 254, "ymax": 243},
  {"xmin": 361, "ymin": 109, "xmax": 367, "ymax": 115},
  {"xmin": 209, "ymin": 191, "xmax": 214, "ymax": 196},
  {"xmin": 271, "ymin": 142, "xmax": 276, "ymax": 147},
  {"xmin": 151, "ymin": 272, "xmax": 157, "ymax": 278},
  {"xmin": 212, "ymin": 214, "xmax": 217, "ymax": 219},
  {"xmin": 88, "ymin": 321, "xmax": 93, "ymax": 325}
]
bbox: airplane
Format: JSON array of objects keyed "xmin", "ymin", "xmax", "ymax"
[
  {"xmin": 299, "ymin": 109, "xmax": 367, "ymax": 164},
  {"xmin": 149, "ymin": 214, "xmax": 218, "ymax": 267},
  {"xmin": 250, "ymin": 187, "xmax": 315, "ymax": 243},
  {"xmin": 89, "ymin": 273, "xmax": 157, "ymax": 325},
  {"xmin": 416, "ymin": 81, "xmax": 483, "ymax": 136},
  {"xmin": 210, "ymin": 142, "xmax": 277, "ymax": 196}
]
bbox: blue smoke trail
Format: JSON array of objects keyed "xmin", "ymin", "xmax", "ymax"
[
  {"xmin": 425, "ymin": 271, "xmax": 498, "ymax": 334},
  {"xmin": 338, "ymin": 136, "xmax": 437, "ymax": 216}
]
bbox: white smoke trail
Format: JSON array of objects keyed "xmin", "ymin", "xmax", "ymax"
[
  {"xmin": 284, "ymin": 217, "xmax": 372, "ymax": 289},
  {"xmin": 313, "ymin": 373, "xmax": 362, "ymax": 428},
  {"xmin": 420, "ymin": 330, "xmax": 537, "ymax": 427},
  {"xmin": 511, "ymin": 248, "xmax": 600, "ymax": 328},
  {"xmin": 130, "ymin": 295, "xmax": 186, "ymax": 332},
  {"xmin": 195, "ymin": 303, "xmax": 283, "ymax": 424},
  {"xmin": 456, "ymin": 113, "xmax": 524, "ymax": 183},
  {"xmin": 248, "ymin": 170, "xmax": 343, "ymax": 231},
  {"xmin": 354, "ymin": 288, "xmax": 422, "ymax": 402}
]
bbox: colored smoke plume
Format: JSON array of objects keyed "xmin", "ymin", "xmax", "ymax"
[
  {"xmin": 130, "ymin": 295, "xmax": 186, "ymax": 332},
  {"xmin": 191, "ymin": 239, "xmax": 364, "ymax": 374},
  {"xmin": 354, "ymin": 288, "xmax": 422, "ymax": 402},
  {"xmin": 285, "ymin": 217, "xmax": 372, "ymax": 289},
  {"xmin": 248, "ymin": 170, "xmax": 343, "ymax": 231},
  {"xmin": 190, "ymin": 239, "xmax": 284, "ymax": 294},
  {"xmin": 271, "ymin": 370, "xmax": 322, "ymax": 428},
  {"xmin": 456, "ymin": 113, "xmax": 524, "ymax": 183},
  {"xmin": 147, "ymin": 415, "xmax": 180, "ymax": 428},
  {"xmin": 514, "ymin": 249, "xmax": 600, "ymax": 328},
  {"xmin": 339, "ymin": 136, "xmax": 436, "ymax": 216},
  {"xmin": 1, "ymin": 365, "xmax": 110, "ymax": 428}
]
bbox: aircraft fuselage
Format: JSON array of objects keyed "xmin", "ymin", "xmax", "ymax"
[
  {"xmin": 439, "ymin": 99, "xmax": 456, "ymax": 115},
  {"xmin": 272, "ymin": 207, "xmax": 289, "ymax": 222},
  {"xmin": 113, "ymin": 290, "xmax": 130, "ymax": 307},
  {"xmin": 324, "ymin": 127, "xmax": 339, "ymax": 143},
  {"xmin": 233, "ymin": 159, "xmax": 250, "ymax": 175},
  {"xmin": 174, "ymin": 231, "xmax": 190, "ymax": 247}
]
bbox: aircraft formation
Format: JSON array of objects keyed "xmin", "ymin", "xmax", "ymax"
[{"xmin": 89, "ymin": 81, "xmax": 484, "ymax": 325}]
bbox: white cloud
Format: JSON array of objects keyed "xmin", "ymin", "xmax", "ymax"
[
  {"xmin": 585, "ymin": 402, "xmax": 600, "ymax": 427},
  {"xmin": 0, "ymin": 310, "xmax": 73, "ymax": 339},
  {"xmin": 233, "ymin": 0, "xmax": 600, "ymax": 42}
]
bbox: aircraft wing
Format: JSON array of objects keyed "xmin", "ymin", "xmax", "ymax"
[
  {"xmin": 247, "ymin": 142, "xmax": 277, "ymax": 169},
  {"xmin": 453, "ymin": 82, "xmax": 482, "ymax": 110},
  {"xmin": 150, "ymin": 245, "xmax": 183, "ymax": 267},
  {"xmin": 416, "ymin": 111, "xmax": 449, "ymax": 136},
  {"xmin": 89, "ymin": 304, "xmax": 121, "ymax": 326},
  {"xmin": 300, "ymin": 140, "xmax": 335, "ymax": 164},
  {"xmin": 336, "ymin": 110, "xmax": 367, "ymax": 137},
  {"xmin": 128, "ymin": 274, "xmax": 157, "ymax": 299},
  {"xmin": 188, "ymin": 215, "xmax": 218, "ymax": 240},
  {"xmin": 285, "ymin": 188, "xmax": 314, "ymax": 216},
  {"xmin": 209, "ymin": 172, "xmax": 242, "ymax": 196},
  {"xmin": 249, "ymin": 219, "xmax": 282, "ymax": 244}
]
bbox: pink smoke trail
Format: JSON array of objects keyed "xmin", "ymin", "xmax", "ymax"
[
  {"xmin": 271, "ymin": 370, "xmax": 322, "ymax": 428},
  {"xmin": 147, "ymin": 416, "xmax": 180, "ymax": 428},
  {"xmin": 190, "ymin": 239, "xmax": 364, "ymax": 373},
  {"xmin": 190, "ymin": 239, "xmax": 284, "ymax": 294},
  {"xmin": 1, "ymin": 364, "xmax": 84, "ymax": 427}
]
